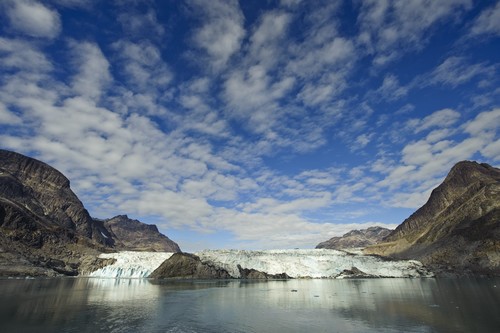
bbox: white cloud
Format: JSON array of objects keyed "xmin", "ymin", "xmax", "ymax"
[
  {"xmin": 248, "ymin": 10, "xmax": 291, "ymax": 69},
  {"xmin": 289, "ymin": 37, "xmax": 355, "ymax": 77},
  {"xmin": 0, "ymin": 102, "xmax": 21, "ymax": 124},
  {"xmin": 208, "ymin": 206, "xmax": 397, "ymax": 249},
  {"xmin": 352, "ymin": 133, "xmax": 372, "ymax": 150},
  {"xmin": 117, "ymin": 8, "xmax": 164, "ymax": 38},
  {"xmin": 286, "ymin": 9, "xmax": 355, "ymax": 106},
  {"xmin": 69, "ymin": 41, "xmax": 111, "ymax": 100},
  {"xmin": 469, "ymin": 1, "xmax": 500, "ymax": 37},
  {"xmin": 242, "ymin": 194, "xmax": 332, "ymax": 215},
  {"xmin": 188, "ymin": 0, "xmax": 245, "ymax": 72},
  {"xmin": 357, "ymin": 0, "xmax": 472, "ymax": 65},
  {"xmin": 482, "ymin": 139, "xmax": 500, "ymax": 161},
  {"xmin": 5, "ymin": 0, "xmax": 61, "ymax": 38},
  {"xmin": 0, "ymin": 38, "xmax": 53, "ymax": 72},
  {"xmin": 112, "ymin": 40, "xmax": 173, "ymax": 93},
  {"xmin": 374, "ymin": 74, "xmax": 408, "ymax": 101},
  {"xmin": 428, "ymin": 56, "xmax": 496, "ymax": 87},
  {"xmin": 464, "ymin": 108, "xmax": 500, "ymax": 136},
  {"xmin": 389, "ymin": 186, "xmax": 434, "ymax": 208},
  {"xmin": 175, "ymin": 78, "xmax": 231, "ymax": 138},
  {"xmin": 223, "ymin": 65, "xmax": 295, "ymax": 133},
  {"xmin": 297, "ymin": 75, "xmax": 346, "ymax": 106},
  {"xmin": 409, "ymin": 108, "xmax": 461, "ymax": 133}
]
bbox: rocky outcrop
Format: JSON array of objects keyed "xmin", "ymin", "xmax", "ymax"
[
  {"xmin": 365, "ymin": 161, "xmax": 500, "ymax": 276},
  {"xmin": 334, "ymin": 266, "xmax": 377, "ymax": 279},
  {"xmin": 237, "ymin": 264, "xmax": 291, "ymax": 279},
  {"xmin": 101, "ymin": 215, "xmax": 180, "ymax": 252},
  {"xmin": 316, "ymin": 226, "xmax": 392, "ymax": 249},
  {"xmin": 150, "ymin": 253, "xmax": 292, "ymax": 280},
  {"xmin": 149, "ymin": 252, "xmax": 232, "ymax": 279}
]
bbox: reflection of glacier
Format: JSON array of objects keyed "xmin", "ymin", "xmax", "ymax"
[
  {"xmin": 86, "ymin": 278, "xmax": 160, "ymax": 304},
  {"xmin": 89, "ymin": 251, "xmax": 174, "ymax": 278},
  {"xmin": 88, "ymin": 249, "xmax": 432, "ymax": 279},
  {"xmin": 197, "ymin": 249, "xmax": 432, "ymax": 278}
]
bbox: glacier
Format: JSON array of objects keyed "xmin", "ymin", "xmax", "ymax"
[
  {"xmin": 86, "ymin": 249, "xmax": 433, "ymax": 279},
  {"xmin": 88, "ymin": 251, "xmax": 174, "ymax": 278},
  {"xmin": 196, "ymin": 249, "xmax": 433, "ymax": 278}
]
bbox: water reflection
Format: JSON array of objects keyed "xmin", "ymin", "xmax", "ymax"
[{"xmin": 0, "ymin": 277, "xmax": 498, "ymax": 333}]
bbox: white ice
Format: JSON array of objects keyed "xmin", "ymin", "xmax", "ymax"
[
  {"xmin": 86, "ymin": 249, "xmax": 433, "ymax": 279},
  {"xmin": 196, "ymin": 249, "xmax": 433, "ymax": 278},
  {"xmin": 88, "ymin": 251, "xmax": 174, "ymax": 278}
]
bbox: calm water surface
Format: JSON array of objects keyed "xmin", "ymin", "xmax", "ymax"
[{"xmin": 0, "ymin": 277, "xmax": 499, "ymax": 333}]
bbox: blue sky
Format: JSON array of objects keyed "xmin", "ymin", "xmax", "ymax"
[{"xmin": 0, "ymin": 0, "xmax": 499, "ymax": 251}]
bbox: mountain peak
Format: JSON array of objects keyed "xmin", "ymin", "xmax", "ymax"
[
  {"xmin": 103, "ymin": 215, "xmax": 181, "ymax": 252},
  {"xmin": 444, "ymin": 161, "xmax": 499, "ymax": 186},
  {"xmin": 365, "ymin": 160, "xmax": 500, "ymax": 275},
  {"xmin": 316, "ymin": 226, "xmax": 392, "ymax": 249}
]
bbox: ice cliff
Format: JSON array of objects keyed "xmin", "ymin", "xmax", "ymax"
[
  {"xmin": 88, "ymin": 249, "xmax": 432, "ymax": 279},
  {"xmin": 196, "ymin": 249, "xmax": 432, "ymax": 278},
  {"xmin": 89, "ymin": 251, "xmax": 174, "ymax": 278}
]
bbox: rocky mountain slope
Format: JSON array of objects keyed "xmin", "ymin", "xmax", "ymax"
[
  {"xmin": 100, "ymin": 215, "xmax": 180, "ymax": 252},
  {"xmin": 0, "ymin": 150, "xmax": 111, "ymax": 245},
  {"xmin": 316, "ymin": 226, "xmax": 392, "ymax": 249},
  {"xmin": 365, "ymin": 161, "xmax": 500, "ymax": 275},
  {"xmin": 0, "ymin": 149, "xmax": 180, "ymax": 276}
]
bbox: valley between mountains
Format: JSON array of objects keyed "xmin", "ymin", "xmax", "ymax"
[{"xmin": 1, "ymin": 149, "xmax": 498, "ymax": 278}]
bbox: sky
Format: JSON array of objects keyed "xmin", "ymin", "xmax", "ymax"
[{"xmin": 0, "ymin": 0, "xmax": 499, "ymax": 252}]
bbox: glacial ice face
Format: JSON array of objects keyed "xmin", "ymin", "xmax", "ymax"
[
  {"xmin": 88, "ymin": 251, "xmax": 174, "ymax": 278},
  {"xmin": 196, "ymin": 249, "xmax": 433, "ymax": 278},
  {"xmin": 86, "ymin": 249, "xmax": 432, "ymax": 279}
]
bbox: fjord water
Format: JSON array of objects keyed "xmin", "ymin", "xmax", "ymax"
[{"xmin": 0, "ymin": 278, "xmax": 498, "ymax": 333}]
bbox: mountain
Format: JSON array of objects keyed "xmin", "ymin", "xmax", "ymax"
[
  {"xmin": 0, "ymin": 149, "xmax": 180, "ymax": 276},
  {"xmin": 316, "ymin": 226, "xmax": 392, "ymax": 249},
  {"xmin": 365, "ymin": 161, "xmax": 500, "ymax": 276},
  {"xmin": 0, "ymin": 150, "xmax": 111, "ymax": 245},
  {"xmin": 100, "ymin": 215, "xmax": 180, "ymax": 252}
]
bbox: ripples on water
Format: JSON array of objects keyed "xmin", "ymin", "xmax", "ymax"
[{"xmin": 0, "ymin": 277, "xmax": 499, "ymax": 333}]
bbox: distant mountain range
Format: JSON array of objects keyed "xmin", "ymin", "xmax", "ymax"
[
  {"xmin": 316, "ymin": 226, "xmax": 392, "ymax": 250},
  {"xmin": 365, "ymin": 161, "xmax": 499, "ymax": 275},
  {"xmin": 0, "ymin": 149, "xmax": 180, "ymax": 276}
]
